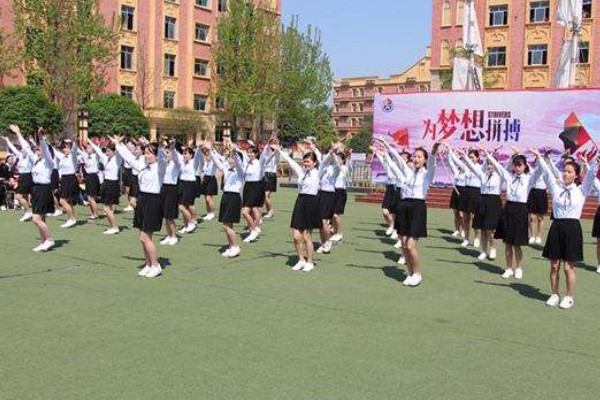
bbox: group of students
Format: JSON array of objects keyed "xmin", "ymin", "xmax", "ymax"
[
  {"xmin": 2, "ymin": 124, "xmax": 353, "ymax": 278},
  {"xmin": 377, "ymin": 137, "xmax": 600, "ymax": 310}
]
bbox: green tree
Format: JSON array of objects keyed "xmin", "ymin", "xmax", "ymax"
[
  {"xmin": 13, "ymin": 0, "xmax": 118, "ymax": 136},
  {"xmin": 0, "ymin": 86, "xmax": 64, "ymax": 136},
  {"xmin": 213, "ymin": 0, "xmax": 280, "ymax": 141},
  {"xmin": 346, "ymin": 116, "xmax": 373, "ymax": 153},
  {"xmin": 84, "ymin": 94, "xmax": 148, "ymax": 138},
  {"xmin": 278, "ymin": 16, "xmax": 333, "ymax": 143},
  {"xmin": 161, "ymin": 107, "xmax": 208, "ymax": 140}
]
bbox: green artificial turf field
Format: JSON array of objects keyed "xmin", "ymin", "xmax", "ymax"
[{"xmin": 1, "ymin": 188, "xmax": 599, "ymax": 399}]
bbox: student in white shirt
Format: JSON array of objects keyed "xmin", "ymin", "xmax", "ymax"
[
  {"xmin": 272, "ymin": 143, "xmax": 323, "ymax": 272},
  {"xmin": 124, "ymin": 142, "xmax": 145, "ymax": 211},
  {"xmin": 446, "ymin": 151, "xmax": 466, "ymax": 238},
  {"xmin": 212, "ymin": 143, "xmax": 245, "ymax": 257},
  {"xmin": 88, "ymin": 140, "xmax": 122, "ymax": 235},
  {"xmin": 531, "ymin": 149, "xmax": 597, "ymax": 309},
  {"xmin": 261, "ymin": 136, "xmax": 280, "ymax": 219},
  {"xmin": 240, "ymin": 145, "xmax": 268, "ymax": 243},
  {"xmin": 377, "ymin": 147, "xmax": 399, "ymax": 238},
  {"xmin": 3, "ymin": 126, "xmax": 35, "ymax": 221},
  {"xmin": 527, "ymin": 161, "xmax": 549, "ymax": 246},
  {"xmin": 54, "ymin": 139, "xmax": 79, "ymax": 228},
  {"xmin": 30, "ymin": 129, "xmax": 57, "ymax": 252},
  {"xmin": 79, "ymin": 143, "xmax": 101, "ymax": 220},
  {"xmin": 330, "ymin": 147, "xmax": 353, "ymax": 243},
  {"xmin": 377, "ymin": 138, "xmax": 442, "ymax": 287},
  {"xmin": 159, "ymin": 141, "xmax": 181, "ymax": 246},
  {"xmin": 111, "ymin": 135, "xmax": 167, "ymax": 279},
  {"xmin": 176, "ymin": 143, "xmax": 203, "ymax": 234},
  {"xmin": 485, "ymin": 149, "xmax": 542, "ymax": 280},
  {"xmin": 198, "ymin": 147, "xmax": 218, "ymax": 221}
]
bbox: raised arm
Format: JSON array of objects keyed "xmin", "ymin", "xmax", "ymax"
[
  {"xmin": 115, "ymin": 142, "xmax": 139, "ymax": 171},
  {"xmin": 88, "ymin": 140, "xmax": 108, "ymax": 165},
  {"xmin": 210, "ymin": 149, "xmax": 226, "ymax": 171},
  {"xmin": 582, "ymin": 159, "xmax": 599, "ymax": 197},
  {"xmin": 527, "ymin": 162, "xmax": 543, "ymax": 192},
  {"xmin": 4, "ymin": 137, "xmax": 22, "ymax": 158},
  {"xmin": 40, "ymin": 137, "xmax": 54, "ymax": 165},
  {"xmin": 462, "ymin": 152, "xmax": 485, "ymax": 180},
  {"xmin": 485, "ymin": 152, "xmax": 511, "ymax": 182},
  {"xmin": 278, "ymin": 149, "xmax": 303, "ymax": 177},
  {"xmin": 10, "ymin": 125, "xmax": 33, "ymax": 155},
  {"xmin": 383, "ymin": 152, "xmax": 405, "ymax": 181}
]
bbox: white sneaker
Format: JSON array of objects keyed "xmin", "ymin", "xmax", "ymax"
[
  {"xmin": 52, "ymin": 210, "xmax": 64, "ymax": 217},
  {"xmin": 473, "ymin": 238, "xmax": 480, "ymax": 248},
  {"xmin": 489, "ymin": 248, "xmax": 497, "ymax": 260},
  {"xmin": 393, "ymin": 240, "xmax": 402, "ymax": 249},
  {"xmin": 186, "ymin": 223, "xmax": 197, "ymax": 233},
  {"xmin": 502, "ymin": 268, "xmax": 514, "ymax": 279},
  {"xmin": 103, "ymin": 227, "xmax": 120, "ymax": 235},
  {"xmin": 402, "ymin": 275, "xmax": 414, "ymax": 286},
  {"xmin": 202, "ymin": 213, "xmax": 215, "ymax": 221},
  {"xmin": 60, "ymin": 219, "xmax": 77, "ymax": 228},
  {"xmin": 159, "ymin": 237, "xmax": 172, "ymax": 245},
  {"xmin": 33, "ymin": 240, "xmax": 55, "ymax": 252},
  {"xmin": 514, "ymin": 268, "xmax": 523, "ymax": 280},
  {"xmin": 316, "ymin": 245, "xmax": 325, "ymax": 254},
  {"xmin": 243, "ymin": 229, "xmax": 260, "ymax": 243},
  {"xmin": 477, "ymin": 252, "xmax": 487, "ymax": 261},
  {"xmin": 451, "ymin": 230, "xmax": 460, "ymax": 237},
  {"xmin": 460, "ymin": 240, "xmax": 469, "ymax": 247},
  {"xmin": 167, "ymin": 237, "xmax": 179, "ymax": 246},
  {"xmin": 145, "ymin": 265, "xmax": 163, "ymax": 278},
  {"xmin": 390, "ymin": 230, "xmax": 399, "ymax": 240},
  {"xmin": 123, "ymin": 205, "xmax": 134, "ymax": 212},
  {"xmin": 330, "ymin": 234, "xmax": 343, "ymax": 243},
  {"xmin": 226, "ymin": 246, "xmax": 241, "ymax": 258},
  {"xmin": 546, "ymin": 294, "xmax": 560, "ymax": 307},
  {"xmin": 397, "ymin": 255, "xmax": 406, "ymax": 265},
  {"xmin": 178, "ymin": 226, "xmax": 190, "ymax": 234},
  {"xmin": 138, "ymin": 265, "xmax": 152, "ymax": 277},
  {"xmin": 303, "ymin": 262, "xmax": 315, "ymax": 272},
  {"xmin": 292, "ymin": 260, "xmax": 306, "ymax": 271},
  {"xmin": 528, "ymin": 237, "xmax": 535, "ymax": 245},
  {"xmin": 559, "ymin": 295, "xmax": 574, "ymax": 309},
  {"xmin": 0, "ymin": 206, "xmax": 6, "ymax": 211},
  {"xmin": 535, "ymin": 237, "xmax": 542, "ymax": 245},
  {"xmin": 596, "ymin": 266, "xmax": 600, "ymax": 274},
  {"xmin": 408, "ymin": 273, "xmax": 422, "ymax": 287},
  {"xmin": 385, "ymin": 226, "xmax": 394, "ymax": 236},
  {"xmin": 460, "ymin": 230, "xmax": 465, "ymax": 238},
  {"xmin": 316, "ymin": 242, "xmax": 331, "ymax": 254},
  {"xmin": 264, "ymin": 210, "xmax": 274, "ymax": 219},
  {"xmin": 19, "ymin": 212, "xmax": 33, "ymax": 222},
  {"xmin": 32, "ymin": 242, "xmax": 46, "ymax": 252}
]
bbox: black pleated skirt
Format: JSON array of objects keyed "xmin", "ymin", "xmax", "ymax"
[
  {"xmin": 219, "ymin": 192, "xmax": 242, "ymax": 224},
  {"xmin": 334, "ymin": 188, "xmax": 347, "ymax": 215},
  {"xmin": 291, "ymin": 193, "xmax": 322, "ymax": 230},
  {"xmin": 16, "ymin": 173, "xmax": 33, "ymax": 195},
  {"xmin": 122, "ymin": 167, "xmax": 133, "ymax": 188},
  {"xmin": 51, "ymin": 169, "xmax": 59, "ymax": 191},
  {"xmin": 495, "ymin": 201, "xmax": 529, "ymax": 246},
  {"xmin": 449, "ymin": 185, "xmax": 464, "ymax": 210},
  {"xmin": 243, "ymin": 181, "xmax": 265, "ymax": 207},
  {"xmin": 84, "ymin": 173, "xmax": 101, "ymax": 197},
  {"xmin": 318, "ymin": 190, "xmax": 336, "ymax": 220},
  {"xmin": 263, "ymin": 172, "xmax": 278, "ymax": 192},
  {"xmin": 543, "ymin": 219, "xmax": 583, "ymax": 262},
  {"xmin": 133, "ymin": 192, "xmax": 163, "ymax": 233},
  {"xmin": 592, "ymin": 206, "xmax": 600, "ymax": 238},
  {"xmin": 129, "ymin": 175, "xmax": 140, "ymax": 198},
  {"xmin": 101, "ymin": 179, "xmax": 120, "ymax": 206},
  {"xmin": 472, "ymin": 194, "xmax": 502, "ymax": 231},
  {"xmin": 527, "ymin": 188, "xmax": 548, "ymax": 215},
  {"xmin": 396, "ymin": 198, "xmax": 427, "ymax": 239},
  {"xmin": 199, "ymin": 175, "xmax": 218, "ymax": 196},
  {"xmin": 32, "ymin": 184, "xmax": 55, "ymax": 215},
  {"xmin": 161, "ymin": 183, "xmax": 179, "ymax": 220},
  {"xmin": 178, "ymin": 180, "xmax": 198, "ymax": 207},
  {"xmin": 59, "ymin": 174, "xmax": 79, "ymax": 202},
  {"xmin": 459, "ymin": 186, "xmax": 480, "ymax": 213},
  {"xmin": 381, "ymin": 184, "xmax": 398, "ymax": 211}
]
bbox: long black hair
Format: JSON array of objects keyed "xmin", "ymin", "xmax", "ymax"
[{"xmin": 512, "ymin": 154, "xmax": 530, "ymax": 173}]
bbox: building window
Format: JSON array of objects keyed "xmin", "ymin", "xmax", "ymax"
[
  {"xmin": 120, "ymin": 85, "xmax": 133, "ymax": 99},
  {"xmin": 164, "ymin": 54, "xmax": 176, "ymax": 76},
  {"xmin": 530, "ymin": 1, "xmax": 550, "ymax": 23},
  {"xmin": 377, "ymin": 86, "xmax": 383, "ymax": 94},
  {"xmin": 420, "ymin": 85, "xmax": 429, "ymax": 92},
  {"xmin": 579, "ymin": 41, "xmax": 590, "ymax": 63},
  {"xmin": 442, "ymin": 0, "xmax": 452, "ymax": 27},
  {"xmin": 163, "ymin": 91, "xmax": 175, "ymax": 109},
  {"xmin": 195, "ymin": 24, "xmax": 209, "ymax": 42},
  {"xmin": 583, "ymin": 0, "xmax": 592, "ymax": 19},
  {"xmin": 121, "ymin": 6, "xmax": 135, "ymax": 31},
  {"xmin": 488, "ymin": 46, "xmax": 506, "ymax": 66},
  {"xmin": 218, "ymin": 0, "xmax": 228, "ymax": 12},
  {"xmin": 528, "ymin": 44, "xmax": 548, "ymax": 65},
  {"xmin": 456, "ymin": 1, "xmax": 465, "ymax": 25},
  {"xmin": 195, "ymin": 0, "xmax": 209, "ymax": 7},
  {"xmin": 193, "ymin": 94, "xmax": 207, "ymax": 111},
  {"xmin": 489, "ymin": 5, "xmax": 508, "ymax": 26},
  {"xmin": 194, "ymin": 59, "xmax": 209, "ymax": 76},
  {"xmin": 120, "ymin": 45, "xmax": 133, "ymax": 69},
  {"xmin": 441, "ymin": 40, "xmax": 451, "ymax": 65},
  {"xmin": 165, "ymin": 16, "xmax": 177, "ymax": 39},
  {"xmin": 215, "ymin": 97, "xmax": 225, "ymax": 110}
]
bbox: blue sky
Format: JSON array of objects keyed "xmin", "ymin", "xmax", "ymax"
[{"xmin": 282, "ymin": 0, "xmax": 432, "ymax": 81}]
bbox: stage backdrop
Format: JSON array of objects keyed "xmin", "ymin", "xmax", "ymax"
[{"xmin": 372, "ymin": 89, "xmax": 600, "ymax": 186}]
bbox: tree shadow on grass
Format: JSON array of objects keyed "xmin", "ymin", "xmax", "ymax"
[
  {"xmin": 578, "ymin": 263, "xmax": 599, "ymax": 273},
  {"xmin": 261, "ymin": 251, "xmax": 298, "ymax": 267},
  {"xmin": 437, "ymin": 228, "xmax": 455, "ymax": 236},
  {"xmin": 475, "ymin": 280, "xmax": 547, "ymax": 302},
  {"xmin": 158, "ymin": 257, "xmax": 172, "ymax": 270},
  {"xmin": 346, "ymin": 264, "xmax": 407, "ymax": 283},
  {"xmin": 47, "ymin": 239, "xmax": 70, "ymax": 251},
  {"xmin": 475, "ymin": 261, "xmax": 504, "ymax": 275}
]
